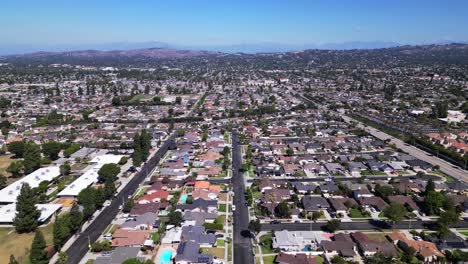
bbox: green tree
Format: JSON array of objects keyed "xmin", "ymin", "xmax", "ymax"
[
  {"xmin": 9, "ymin": 255, "xmax": 19, "ymax": 264},
  {"xmin": 123, "ymin": 199, "xmax": 134, "ymax": 213},
  {"xmin": 140, "ymin": 129, "xmax": 151, "ymax": 161},
  {"xmin": 63, "ymin": 144, "xmax": 80, "ymax": 157},
  {"xmin": 167, "ymin": 211, "xmax": 183, "ymax": 226},
  {"xmin": 132, "ymin": 133, "xmax": 142, "ymax": 167},
  {"xmin": 311, "ymin": 211, "xmax": 322, "ymax": 221},
  {"xmin": 29, "ymin": 230, "xmax": 48, "ymax": 264},
  {"xmin": 8, "ymin": 141, "xmax": 26, "ymax": 158},
  {"xmin": 69, "ymin": 204, "xmax": 83, "ymax": 231},
  {"xmin": 424, "ymin": 191, "xmax": 445, "ymax": 215},
  {"xmin": 112, "ymin": 96, "xmax": 121, "ymax": 106},
  {"xmin": 53, "ymin": 214, "xmax": 71, "ymax": 250},
  {"xmin": 383, "ymin": 202, "xmax": 407, "ymax": 226},
  {"xmin": 285, "ymin": 148, "xmax": 294, "ymax": 156},
  {"xmin": 23, "ymin": 143, "xmax": 41, "ymax": 174},
  {"xmin": 60, "ymin": 163, "xmax": 71, "ymax": 176},
  {"xmin": 364, "ymin": 252, "xmax": 394, "ymax": 264},
  {"xmin": 104, "ymin": 176, "xmax": 116, "ymax": 199},
  {"xmin": 325, "ymin": 219, "xmax": 341, "ymax": 233},
  {"xmin": 424, "ymin": 179, "xmax": 435, "ymax": 194},
  {"xmin": 57, "ymin": 252, "xmax": 68, "ymax": 264},
  {"xmin": 42, "ymin": 141, "xmax": 62, "ymax": 160},
  {"xmin": 13, "ymin": 183, "xmax": 40, "ymax": 233},
  {"xmin": 97, "ymin": 163, "xmax": 120, "ymax": 183},
  {"xmin": 274, "ymin": 201, "xmax": 290, "ymax": 218},
  {"xmin": 6, "ymin": 160, "xmax": 23, "ymax": 178},
  {"xmin": 77, "ymin": 187, "xmax": 97, "ymax": 219},
  {"xmin": 438, "ymin": 208, "xmax": 460, "ymax": 227},
  {"xmin": 374, "ymin": 184, "xmax": 394, "ymax": 199},
  {"xmin": 248, "ymin": 219, "xmax": 261, "ymax": 234},
  {"xmin": 0, "ymin": 173, "xmax": 7, "ymax": 188}
]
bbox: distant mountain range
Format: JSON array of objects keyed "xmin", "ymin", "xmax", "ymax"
[
  {"xmin": 13, "ymin": 48, "xmax": 219, "ymax": 59},
  {"xmin": 2, "ymin": 40, "xmax": 466, "ymax": 56},
  {"xmin": 2, "ymin": 42, "xmax": 468, "ymax": 68}
]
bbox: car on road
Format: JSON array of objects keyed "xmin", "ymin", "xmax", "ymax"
[
  {"xmin": 104, "ymin": 200, "xmax": 111, "ymax": 207},
  {"xmin": 102, "ymin": 251, "xmax": 111, "ymax": 257},
  {"xmin": 103, "ymin": 234, "xmax": 112, "ymax": 240},
  {"xmin": 118, "ymin": 205, "xmax": 123, "ymax": 210},
  {"xmin": 271, "ymin": 220, "xmax": 280, "ymax": 224},
  {"xmin": 245, "ymin": 202, "xmax": 249, "ymax": 207},
  {"xmin": 232, "ymin": 205, "xmax": 236, "ymax": 211}
]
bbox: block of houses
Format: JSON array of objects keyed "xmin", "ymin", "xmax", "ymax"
[{"xmin": 387, "ymin": 232, "xmax": 444, "ymax": 262}]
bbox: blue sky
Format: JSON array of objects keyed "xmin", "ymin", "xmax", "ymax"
[{"xmin": 1, "ymin": 0, "xmax": 467, "ymax": 45}]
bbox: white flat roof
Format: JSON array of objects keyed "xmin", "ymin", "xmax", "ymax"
[
  {"xmin": 0, "ymin": 203, "xmax": 62, "ymax": 223},
  {"xmin": 0, "ymin": 166, "xmax": 60, "ymax": 204},
  {"xmin": 58, "ymin": 154, "xmax": 124, "ymax": 197},
  {"xmin": 90, "ymin": 154, "xmax": 123, "ymax": 165}
]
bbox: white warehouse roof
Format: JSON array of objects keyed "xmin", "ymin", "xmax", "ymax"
[
  {"xmin": 0, "ymin": 203, "xmax": 62, "ymax": 224},
  {"xmin": 0, "ymin": 166, "xmax": 60, "ymax": 204},
  {"xmin": 58, "ymin": 154, "xmax": 123, "ymax": 197}
]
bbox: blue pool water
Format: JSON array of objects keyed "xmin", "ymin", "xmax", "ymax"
[
  {"xmin": 160, "ymin": 250, "xmax": 172, "ymax": 263},
  {"xmin": 302, "ymin": 244, "xmax": 312, "ymax": 251},
  {"xmin": 180, "ymin": 195, "xmax": 188, "ymax": 203}
]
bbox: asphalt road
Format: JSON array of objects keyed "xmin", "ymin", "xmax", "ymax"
[
  {"xmin": 261, "ymin": 219, "xmax": 468, "ymax": 232},
  {"xmin": 65, "ymin": 134, "xmax": 176, "ymax": 264},
  {"xmin": 231, "ymin": 130, "xmax": 255, "ymax": 264},
  {"xmin": 341, "ymin": 115, "xmax": 468, "ymax": 183}
]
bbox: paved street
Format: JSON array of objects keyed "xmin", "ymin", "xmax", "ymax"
[
  {"xmin": 231, "ymin": 130, "xmax": 255, "ymax": 264},
  {"xmin": 341, "ymin": 115, "xmax": 468, "ymax": 183},
  {"xmin": 261, "ymin": 219, "xmax": 468, "ymax": 231},
  {"xmin": 65, "ymin": 134, "xmax": 176, "ymax": 264}
]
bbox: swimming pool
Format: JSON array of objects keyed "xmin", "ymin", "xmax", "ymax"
[
  {"xmin": 180, "ymin": 195, "xmax": 188, "ymax": 203},
  {"xmin": 302, "ymin": 244, "xmax": 312, "ymax": 251},
  {"xmin": 159, "ymin": 250, "xmax": 173, "ymax": 264}
]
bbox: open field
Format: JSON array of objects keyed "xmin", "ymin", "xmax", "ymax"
[
  {"xmin": 0, "ymin": 154, "xmax": 14, "ymax": 177},
  {"xmin": 0, "ymin": 223, "xmax": 54, "ymax": 264}
]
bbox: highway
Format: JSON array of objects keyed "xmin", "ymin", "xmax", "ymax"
[
  {"xmin": 231, "ymin": 130, "xmax": 255, "ymax": 264},
  {"xmin": 65, "ymin": 134, "xmax": 176, "ymax": 264},
  {"xmin": 341, "ymin": 115, "xmax": 468, "ymax": 183},
  {"xmin": 297, "ymin": 93, "xmax": 468, "ymax": 183}
]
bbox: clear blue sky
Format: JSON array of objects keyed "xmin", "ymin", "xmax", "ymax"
[{"xmin": 1, "ymin": 0, "xmax": 467, "ymax": 45}]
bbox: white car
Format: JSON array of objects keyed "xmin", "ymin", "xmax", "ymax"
[{"xmin": 232, "ymin": 205, "xmax": 236, "ymax": 211}]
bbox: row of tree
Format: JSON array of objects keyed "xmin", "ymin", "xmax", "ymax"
[{"xmin": 132, "ymin": 129, "xmax": 151, "ymax": 167}]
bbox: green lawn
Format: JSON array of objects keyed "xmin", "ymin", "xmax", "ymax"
[
  {"xmin": 361, "ymin": 170, "xmax": 386, "ymax": 176},
  {"xmin": 217, "ymin": 239, "xmax": 225, "ymax": 247},
  {"xmin": 129, "ymin": 94, "xmax": 153, "ymax": 103},
  {"xmin": 228, "ymin": 242, "xmax": 232, "ymax": 261},
  {"xmin": 259, "ymin": 233, "xmax": 274, "ymax": 254},
  {"xmin": 349, "ymin": 208, "xmax": 366, "ymax": 218},
  {"xmin": 263, "ymin": 255, "xmax": 276, "ymax": 264},
  {"xmin": 218, "ymin": 204, "xmax": 231, "ymax": 212},
  {"xmin": 459, "ymin": 231, "xmax": 468, "ymax": 236},
  {"xmin": 316, "ymin": 256, "xmax": 324, "ymax": 264}
]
